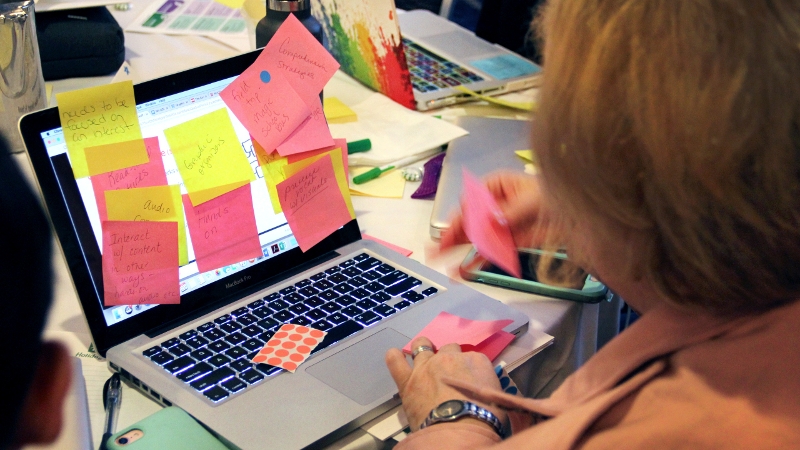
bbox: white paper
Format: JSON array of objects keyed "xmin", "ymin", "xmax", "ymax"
[{"xmin": 125, "ymin": 0, "xmax": 248, "ymax": 44}]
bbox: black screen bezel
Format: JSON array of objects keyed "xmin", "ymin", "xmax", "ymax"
[{"xmin": 20, "ymin": 50, "xmax": 361, "ymax": 356}]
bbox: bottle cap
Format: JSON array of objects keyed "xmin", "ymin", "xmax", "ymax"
[{"xmin": 268, "ymin": 0, "xmax": 308, "ymax": 11}]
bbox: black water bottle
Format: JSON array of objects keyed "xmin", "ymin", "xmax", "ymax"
[{"xmin": 255, "ymin": 0, "xmax": 322, "ymax": 49}]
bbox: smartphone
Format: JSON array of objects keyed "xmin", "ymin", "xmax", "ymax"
[
  {"xmin": 460, "ymin": 247, "xmax": 608, "ymax": 303},
  {"xmin": 106, "ymin": 407, "xmax": 228, "ymax": 450}
]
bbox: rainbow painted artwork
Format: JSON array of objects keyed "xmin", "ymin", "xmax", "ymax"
[{"xmin": 312, "ymin": 0, "xmax": 416, "ymax": 109}]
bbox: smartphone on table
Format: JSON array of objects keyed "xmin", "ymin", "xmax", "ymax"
[
  {"xmin": 106, "ymin": 407, "xmax": 228, "ymax": 450},
  {"xmin": 460, "ymin": 247, "xmax": 608, "ymax": 303}
]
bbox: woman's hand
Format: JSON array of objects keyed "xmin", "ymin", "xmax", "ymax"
[
  {"xmin": 440, "ymin": 172, "xmax": 549, "ymax": 250},
  {"xmin": 385, "ymin": 337, "xmax": 506, "ymax": 433}
]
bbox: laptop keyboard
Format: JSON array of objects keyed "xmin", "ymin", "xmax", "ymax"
[
  {"xmin": 403, "ymin": 38, "xmax": 485, "ymax": 93},
  {"xmin": 141, "ymin": 253, "xmax": 440, "ymax": 404}
]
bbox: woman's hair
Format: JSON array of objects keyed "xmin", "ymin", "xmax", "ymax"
[{"xmin": 532, "ymin": 0, "xmax": 800, "ymax": 316}]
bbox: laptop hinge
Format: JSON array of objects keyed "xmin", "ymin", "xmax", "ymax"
[{"xmin": 143, "ymin": 250, "xmax": 342, "ymax": 338}]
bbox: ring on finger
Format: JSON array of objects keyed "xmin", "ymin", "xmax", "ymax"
[{"xmin": 411, "ymin": 345, "xmax": 434, "ymax": 359}]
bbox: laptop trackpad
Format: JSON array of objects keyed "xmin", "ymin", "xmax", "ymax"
[{"xmin": 306, "ymin": 328, "xmax": 410, "ymax": 406}]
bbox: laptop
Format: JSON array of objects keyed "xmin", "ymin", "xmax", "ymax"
[
  {"xmin": 312, "ymin": 2, "xmax": 541, "ymax": 111},
  {"xmin": 430, "ymin": 117, "xmax": 532, "ymax": 239},
  {"xmin": 19, "ymin": 50, "xmax": 529, "ymax": 449}
]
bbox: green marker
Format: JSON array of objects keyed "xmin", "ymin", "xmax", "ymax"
[
  {"xmin": 346, "ymin": 138, "xmax": 372, "ymax": 154},
  {"xmin": 352, "ymin": 151, "xmax": 439, "ymax": 185}
]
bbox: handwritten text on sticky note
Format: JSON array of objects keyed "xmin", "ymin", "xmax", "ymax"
[
  {"xmin": 102, "ymin": 220, "xmax": 179, "ymax": 306},
  {"xmin": 282, "ymin": 147, "xmax": 354, "ymax": 219}
]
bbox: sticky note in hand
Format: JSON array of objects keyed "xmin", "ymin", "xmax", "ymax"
[{"xmin": 402, "ymin": 312, "xmax": 515, "ymax": 361}]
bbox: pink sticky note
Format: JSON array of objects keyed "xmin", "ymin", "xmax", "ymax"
[
  {"xmin": 91, "ymin": 137, "xmax": 168, "ymax": 221},
  {"xmin": 257, "ymin": 13, "xmax": 340, "ymax": 95},
  {"xmin": 461, "ymin": 169, "xmax": 521, "ymax": 278},
  {"xmin": 467, "ymin": 330, "xmax": 516, "ymax": 361},
  {"xmin": 220, "ymin": 64, "xmax": 310, "ymax": 153},
  {"xmin": 277, "ymin": 154, "xmax": 353, "ymax": 252},
  {"xmin": 276, "ymin": 99, "xmax": 334, "ymax": 156},
  {"xmin": 362, "ymin": 234, "xmax": 412, "ymax": 257},
  {"xmin": 286, "ymin": 138, "xmax": 348, "ymax": 173},
  {"xmin": 102, "ymin": 220, "xmax": 179, "ymax": 306},
  {"xmin": 403, "ymin": 311, "xmax": 513, "ymax": 353},
  {"xmin": 182, "ymin": 185, "xmax": 263, "ymax": 273},
  {"xmin": 252, "ymin": 324, "xmax": 327, "ymax": 372}
]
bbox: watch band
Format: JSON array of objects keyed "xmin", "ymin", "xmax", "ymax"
[{"xmin": 420, "ymin": 400, "xmax": 506, "ymax": 438}]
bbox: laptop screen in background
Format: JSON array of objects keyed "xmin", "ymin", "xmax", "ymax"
[{"xmin": 39, "ymin": 77, "xmax": 299, "ymax": 327}]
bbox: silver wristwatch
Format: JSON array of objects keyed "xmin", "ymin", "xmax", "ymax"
[{"xmin": 420, "ymin": 400, "xmax": 506, "ymax": 438}]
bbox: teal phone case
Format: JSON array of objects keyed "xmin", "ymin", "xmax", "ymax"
[{"xmin": 106, "ymin": 407, "xmax": 228, "ymax": 450}]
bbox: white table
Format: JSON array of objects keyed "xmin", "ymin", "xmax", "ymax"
[{"xmin": 22, "ymin": 2, "xmax": 621, "ymax": 448}]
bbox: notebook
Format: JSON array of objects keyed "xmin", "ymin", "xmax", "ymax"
[
  {"xmin": 19, "ymin": 50, "xmax": 529, "ymax": 449},
  {"xmin": 430, "ymin": 117, "xmax": 533, "ymax": 239},
  {"xmin": 312, "ymin": 3, "xmax": 541, "ymax": 111}
]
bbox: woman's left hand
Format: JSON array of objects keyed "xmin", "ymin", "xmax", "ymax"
[{"xmin": 385, "ymin": 336, "xmax": 506, "ymax": 432}]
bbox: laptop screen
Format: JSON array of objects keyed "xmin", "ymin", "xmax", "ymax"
[
  {"xmin": 37, "ymin": 75, "xmax": 300, "ymax": 327},
  {"xmin": 21, "ymin": 52, "xmax": 361, "ymax": 357}
]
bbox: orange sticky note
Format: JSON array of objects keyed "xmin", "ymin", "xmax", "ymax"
[
  {"xmin": 252, "ymin": 324, "xmax": 326, "ymax": 372},
  {"xmin": 164, "ymin": 108, "xmax": 255, "ymax": 206},
  {"xmin": 277, "ymin": 154, "xmax": 353, "ymax": 252},
  {"xmin": 182, "ymin": 185, "xmax": 263, "ymax": 273},
  {"xmin": 91, "ymin": 137, "xmax": 168, "ymax": 221},
  {"xmin": 105, "ymin": 185, "xmax": 189, "ymax": 266},
  {"xmin": 402, "ymin": 311, "xmax": 513, "ymax": 354},
  {"xmin": 84, "ymin": 138, "xmax": 149, "ymax": 176},
  {"xmin": 461, "ymin": 169, "xmax": 521, "ymax": 278},
  {"xmin": 469, "ymin": 330, "xmax": 516, "ymax": 362},
  {"xmin": 102, "ymin": 220, "xmax": 179, "ymax": 306},
  {"xmin": 286, "ymin": 138, "xmax": 348, "ymax": 173},
  {"xmin": 56, "ymin": 80, "xmax": 144, "ymax": 178},
  {"xmin": 220, "ymin": 63, "xmax": 310, "ymax": 154},
  {"xmin": 282, "ymin": 147, "xmax": 355, "ymax": 219}
]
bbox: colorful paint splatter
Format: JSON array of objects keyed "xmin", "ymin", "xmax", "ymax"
[{"xmin": 312, "ymin": 0, "xmax": 416, "ymax": 109}]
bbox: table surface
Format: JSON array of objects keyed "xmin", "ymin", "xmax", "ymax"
[{"xmin": 20, "ymin": 2, "xmax": 617, "ymax": 448}]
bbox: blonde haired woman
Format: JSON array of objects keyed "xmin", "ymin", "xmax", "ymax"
[{"xmin": 385, "ymin": 0, "xmax": 800, "ymax": 447}]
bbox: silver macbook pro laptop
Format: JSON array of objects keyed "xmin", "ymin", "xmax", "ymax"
[
  {"xmin": 19, "ymin": 51, "xmax": 529, "ymax": 449},
  {"xmin": 431, "ymin": 117, "xmax": 532, "ymax": 239}
]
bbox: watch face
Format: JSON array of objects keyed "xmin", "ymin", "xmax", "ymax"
[{"xmin": 434, "ymin": 400, "xmax": 466, "ymax": 419}]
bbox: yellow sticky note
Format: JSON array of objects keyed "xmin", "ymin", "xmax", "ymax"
[
  {"xmin": 454, "ymin": 85, "xmax": 537, "ymax": 111},
  {"xmin": 84, "ymin": 139, "xmax": 149, "ymax": 176},
  {"xmin": 323, "ymin": 97, "xmax": 357, "ymax": 124},
  {"xmin": 349, "ymin": 167, "xmax": 406, "ymax": 198},
  {"xmin": 515, "ymin": 150, "xmax": 534, "ymax": 163},
  {"xmin": 56, "ymin": 81, "xmax": 144, "ymax": 179},
  {"xmin": 105, "ymin": 185, "xmax": 189, "ymax": 266},
  {"xmin": 164, "ymin": 108, "xmax": 255, "ymax": 206},
  {"xmin": 260, "ymin": 152, "xmax": 288, "ymax": 214},
  {"xmin": 283, "ymin": 148, "xmax": 355, "ymax": 219},
  {"xmin": 213, "ymin": 0, "xmax": 246, "ymax": 9}
]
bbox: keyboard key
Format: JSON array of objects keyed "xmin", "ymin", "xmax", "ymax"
[
  {"xmin": 335, "ymin": 295, "xmax": 357, "ymax": 307},
  {"xmin": 177, "ymin": 362, "xmax": 213, "ymax": 382},
  {"xmin": 207, "ymin": 340, "xmax": 231, "ymax": 353},
  {"xmin": 143, "ymin": 346, "xmax": 161, "ymax": 357},
  {"xmin": 365, "ymin": 282, "xmax": 385, "ymax": 293},
  {"xmin": 203, "ymin": 328, "xmax": 224, "ymax": 342},
  {"xmin": 220, "ymin": 322, "xmax": 242, "ymax": 334},
  {"xmin": 298, "ymin": 286, "xmax": 319, "ymax": 297},
  {"xmin": 350, "ymin": 288, "xmax": 370, "ymax": 300},
  {"xmin": 356, "ymin": 299, "xmax": 378, "ymax": 310},
  {"xmin": 289, "ymin": 303, "xmax": 310, "ymax": 315},
  {"xmin": 236, "ymin": 314, "xmax": 257, "ymax": 326},
  {"xmin": 324, "ymin": 266, "xmax": 341, "ymax": 275},
  {"xmin": 257, "ymin": 318, "xmax": 279, "ymax": 331},
  {"xmin": 313, "ymin": 279, "xmax": 334, "ymax": 290},
  {"xmin": 239, "ymin": 368, "xmax": 265, "ymax": 384},
  {"xmin": 273, "ymin": 309, "xmax": 295, "ymax": 322},
  {"xmin": 313, "ymin": 320, "xmax": 334, "ymax": 331},
  {"xmin": 378, "ymin": 271, "xmax": 408, "ymax": 287},
  {"xmin": 362, "ymin": 270, "xmax": 382, "ymax": 281},
  {"xmin": 333, "ymin": 283, "xmax": 353, "ymax": 295},
  {"xmin": 282, "ymin": 293, "xmax": 304, "ymax": 304},
  {"xmin": 353, "ymin": 253, "xmax": 370, "ymax": 261},
  {"xmin": 231, "ymin": 307, "xmax": 249, "ymax": 318},
  {"xmin": 393, "ymin": 300, "xmax": 412, "ymax": 310},
  {"xmin": 221, "ymin": 377, "xmax": 247, "ymax": 393},
  {"xmin": 341, "ymin": 305, "xmax": 364, "ymax": 318},
  {"xmin": 355, "ymin": 257, "xmax": 381, "ymax": 271},
  {"xmin": 214, "ymin": 314, "xmax": 231, "ymax": 325},
  {"xmin": 327, "ymin": 312, "xmax": 347, "ymax": 325},
  {"xmin": 321, "ymin": 301, "xmax": 341, "ymax": 314},
  {"xmin": 203, "ymin": 386, "xmax": 230, "ymax": 402},
  {"xmin": 319, "ymin": 290, "xmax": 339, "ymax": 301},
  {"xmin": 295, "ymin": 279, "xmax": 312, "ymax": 288},
  {"xmin": 242, "ymin": 338, "xmax": 265, "ymax": 352},
  {"xmin": 339, "ymin": 259, "xmax": 356, "ymax": 268},
  {"xmin": 160, "ymin": 337, "xmax": 180, "ymax": 349},
  {"xmin": 328, "ymin": 273, "xmax": 348, "ymax": 284},
  {"xmin": 421, "ymin": 287, "xmax": 439, "ymax": 296},
  {"xmin": 374, "ymin": 304, "xmax": 396, "ymax": 318},
  {"xmin": 252, "ymin": 307, "xmax": 273, "ymax": 319},
  {"xmin": 342, "ymin": 267, "xmax": 362, "ymax": 277},
  {"xmin": 348, "ymin": 276, "xmax": 368, "ymax": 287},
  {"xmin": 402, "ymin": 291, "xmax": 426, "ymax": 302},
  {"xmin": 268, "ymin": 299, "xmax": 290, "ymax": 311},
  {"xmin": 385, "ymin": 278, "xmax": 422, "ymax": 296},
  {"xmin": 208, "ymin": 354, "xmax": 232, "ymax": 368},
  {"xmin": 312, "ymin": 320, "xmax": 364, "ymax": 354},
  {"xmin": 257, "ymin": 331, "xmax": 274, "ymax": 343},
  {"xmin": 224, "ymin": 346, "xmax": 248, "ymax": 360},
  {"xmin": 255, "ymin": 364, "xmax": 282, "ymax": 376},
  {"xmin": 185, "ymin": 336, "xmax": 209, "ymax": 350},
  {"xmin": 355, "ymin": 310, "xmax": 381, "ymax": 326},
  {"xmin": 371, "ymin": 292, "xmax": 392, "ymax": 302},
  {"xmin": 289, "ymin": 316, "xmax": 313, "ymax": 326},
  {"xmin": 263, "ymin": 292, "xmax": 281, "ymax": 302},
  {"xmin": 169, "ymin": 344, "xmax": 191, "ymax": 357},
  {"xmin": 375, "ymin": 264, "xmax": 395, "ymax": 275},
  {"xmin": 306, "ymin": 309, "xmax": 327, "ymax": 321},
  {"xmin": 241, "ymin": 325, "xmax": 264, "ymax": 338},
  {"xmin": 304, "ymin": 296, "xmax": 325, "ymax": 308},
  {"xmin": 179, "ymin": 330, "xmax": 198, "ymax": 340},
  {"xmin": 164, "ymin": 356, "xmax": 195, "ymax": 374},
  {"xmin": 310, "ymin": 273, "xmax": 326, "ymax": 282},
  {"xmin": 191, "ymin": 366, "xmax": 235, "ymax": 392},
  {"xmin": 279, "ymin": 286, "xmax": 296, "ymax": 295},
  {"xmin": 190, "ymin": 348, "xmax": 214, "ymax": 361},
  {"xmin": 230, "ymin": 358, "xmax": 252, "ymax": 372},
  {"xmin": 224, "ymin": 333, "xmax": 247, "ymax": 346},
  {"xmin": 149, "ymin": 352, "xmax": 173, "ymax": 366},
  {"xmin": 199, "ymin": 322, "xmax": 217, "ymax": 333},
  {"xmin": 247, "ymin": 299, "xmax": 265, "ymax": 310}
]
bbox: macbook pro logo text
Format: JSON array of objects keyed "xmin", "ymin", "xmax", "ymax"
[{"xmin": 226, "ymin": 275, "xmax": 251, "ymax": 289}]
